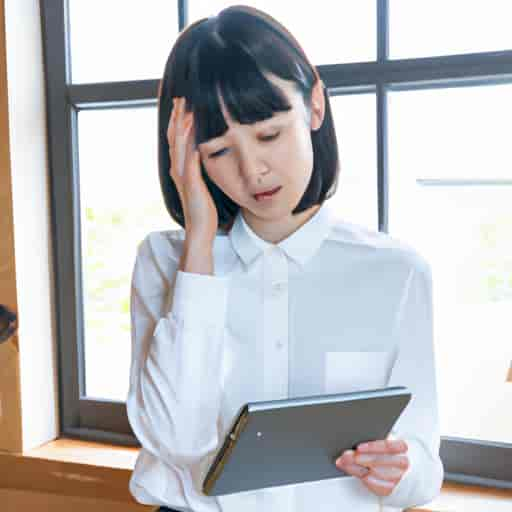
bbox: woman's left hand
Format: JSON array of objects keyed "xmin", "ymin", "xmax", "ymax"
[{"xmin": 335, "ymin": 437, "xmax": 409, "ymax": 497}]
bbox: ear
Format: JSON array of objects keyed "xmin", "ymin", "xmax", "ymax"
[{"xmin": 310, "ymin": 78, "xmax": 326, "ymax": 132}]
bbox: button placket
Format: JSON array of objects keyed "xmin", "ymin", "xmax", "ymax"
[{"xmin": 263, "ymin": 247, "xmax": 289, "ymax": 401}]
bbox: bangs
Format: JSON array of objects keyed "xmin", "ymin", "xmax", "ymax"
[{"xmin": 189, "ymin": 34, "xmax": 294, "ymax": 146}]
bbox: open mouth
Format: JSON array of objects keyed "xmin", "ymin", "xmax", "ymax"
[{"xmin": 253, "ymin": 186, "xmax": 282, "ymax": 201}]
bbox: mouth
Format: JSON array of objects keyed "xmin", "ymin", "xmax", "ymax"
[{"xmin": 253, "ymin": 186, "xmax": 282, "ymax": 201}]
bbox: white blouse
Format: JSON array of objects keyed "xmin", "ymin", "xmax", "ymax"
[{"xmin": 126, "ymin": 199, "xmax": 444, "ymax": 512}]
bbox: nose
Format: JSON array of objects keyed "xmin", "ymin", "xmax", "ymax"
[{"xmin": 238, "ymin": 145, "xmax": 269, "ymax": 187}]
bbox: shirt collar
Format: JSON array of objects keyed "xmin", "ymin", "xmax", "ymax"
[{"xmin": 228, "ymin": 201, "xmax": 334, "ymax": 271}]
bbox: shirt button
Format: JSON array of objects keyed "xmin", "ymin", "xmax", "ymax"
[
  {"xmin": 272, "ymin": 282, "xmax": 287, "ymax": 295},
  {"xmin": 276, "ymin": 339, "xmax": 284, "ymax": 349}
]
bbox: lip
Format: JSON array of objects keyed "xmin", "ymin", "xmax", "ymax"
[{"xmin": 253, "ymin": 186, "xmax": 281, "ymax": 201}]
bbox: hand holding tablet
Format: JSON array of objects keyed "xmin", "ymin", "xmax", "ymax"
[{"xmin": 335, "ymin": 434, "xmax": 410, "ymax": 497}]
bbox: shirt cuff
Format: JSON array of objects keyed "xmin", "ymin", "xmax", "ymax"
[
  {"xmin": 378, "ymin": 437, "xmax": 443, "ymax": 510},
  {"xmin": 171, "ymin": 270, "xmax": 230, "ymax": 326}
]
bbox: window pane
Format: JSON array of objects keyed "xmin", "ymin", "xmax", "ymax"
[
  {"xmin": 329, "ymin": 93, "xmax": 378, "ymax": 231},
  {"xmin": 189, "ymin": 1, "xmax": 376, "ymax": 65},
  {"xmin": 69, "ymin": 1, "xmax": 179, "ymax": 84},
  {"xmin": 390, "ymin": 0, "xmax": 512, "ymax": 59},
  {"xmin": 389, "ymin": 85, "xmax": 511, "ymax": 180},
  {"xmin": 388, "ymin": 86, "xmax": 512, "ymax": 444},
  {"xmin": 78, "ymin": 107, "xmax": 176, "ymax": 401}
]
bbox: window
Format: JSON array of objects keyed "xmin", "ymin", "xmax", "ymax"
[
  {"xmin": 40, "ymin": 0, "xmax": 512, "ymax": 484},
  {"xmin": 388, "ymin": 85, "xmax": 512, "ymax": 448}
]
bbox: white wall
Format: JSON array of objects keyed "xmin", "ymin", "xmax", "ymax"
[{"xmin": 5, "ymin": 0, "xmax": 59, "ymax": 451}]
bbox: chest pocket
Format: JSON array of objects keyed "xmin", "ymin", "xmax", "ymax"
[{"xmin": 324, "ymin": 351, "xmax": 394, "ymax": 394}]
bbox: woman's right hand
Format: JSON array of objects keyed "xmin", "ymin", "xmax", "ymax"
[{"xmin": 167, "ymin": 96, "xmax": 219, "ymax": 246}]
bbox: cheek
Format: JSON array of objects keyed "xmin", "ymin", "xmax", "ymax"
[
  {"xmin": 200, "ymin": 157, "xmax": 223, "ymax": 184},
  {"xmin": 281, "ymin": 131, "xmax": 314, "ymax": 181},
  {"xmin": 206, "ymin": 167, "xmax": 228, "ymax": 190},
  {"xmin": 272, "ymin": 131, "xmax": 308, "ymax": 167},
  {"xmin": 202, "ymin": 162, "xmax": 244, "ymax": 199},
  {"xmin": 287, "ymin": 127, "xmax": 314, "ymax": 162}
]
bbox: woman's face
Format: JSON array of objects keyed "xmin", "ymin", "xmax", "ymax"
[{"xmin": 197, "ymin": 72, "xmax": 325, "ymax": 240}]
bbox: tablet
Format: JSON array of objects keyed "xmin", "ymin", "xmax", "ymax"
[{"xmin": 202, "ymin": 386, "xmax": 411, "ymax": 496}]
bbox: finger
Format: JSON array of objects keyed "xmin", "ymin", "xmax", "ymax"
[
  {"xmin": 335, "ymin": 451, "xmax": 370, "ymax": 478},
  {"xmin": 357, "ymin": 439, "xmax": 408, "ymax": 454},
  {"xmin": 355, "ymin": 453, "xmax": 409, "ymax": 470},
  {"xmin": 184, "ymin": 120, "xmax": 198, "ymax": 179},
  {"xmin": 167, "ymin": 98, "xmax": 178, "ymax": 152},
  {"xmin": 170, "ymin": 97, "xmax": 185, "ymax": 141},
  {"xmin": 362, "ymin": 472, "xmax": 395, "ymax": 495},
  {"xmin": 175, "ymin": 99, "xmax": 192, "ymax": 145},
  {"xmin": 336, "ymin": 449, "xmax": 356, "ymax": 466},
  {"xmin": 176, "ymin": 121, "xmax": 192, "ymax": 177},
  {"xmin": 177, "ymin": 96, "xmax": 186, "ymax": 128},
  {"xmin": 342, "ymin": 464, "xmax": 370, "ymax": 479},
  {"xmin": 369, "ymin": 465, "xmax": 405, "ymax": 482},
  {"xmin": 172, "ymin": 98, "xmax": 191, "ymax": 178}
]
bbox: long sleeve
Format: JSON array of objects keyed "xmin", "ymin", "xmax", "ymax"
[
  {"xmin": 126, "ymin": 232, "xmax": 230, "ymax": 500},
  {"xmin": 379, "ymin": 257, "xmax": 445, "ymax": 510}
]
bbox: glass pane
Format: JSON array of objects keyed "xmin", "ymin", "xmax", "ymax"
[
  {"xmin": 389, "ymin": 85, "xmax": 511, "ymax": 180},
  {"xmin": 69, "ymin": 1, "xmax": 179, "ymax": 84},
  {"xmin": 388, "ymin": 86, "xmax": 512, "ymax": 444},
  {"xmin": 390, "ymin": 0, "xmax": 512, "ymax": 59},
  {"xmin": 188, "ymin": 1, "xmax": 376, "ymax": 65},
  {"xmin": 329, "ymin": 93, "xmax": 378, "ymax": 231},
  {"xmin": 78, "ymin": 107, "xmax": 176, "ymax": 401}
]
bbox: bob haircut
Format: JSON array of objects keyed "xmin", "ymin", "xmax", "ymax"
[{"xmin": 158, "ymin": 5, "xmax": 339, "ymax": 232}]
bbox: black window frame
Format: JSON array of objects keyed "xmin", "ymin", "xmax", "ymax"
[{"xmin": 39, "ymin": 0, "xmax": 512, "ymax": 487}]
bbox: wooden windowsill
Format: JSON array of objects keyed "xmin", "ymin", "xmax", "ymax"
[
  {"xmin": 0, "ymin": 438, "xmax": 152, "ymax": 510},
  {"xmin": 1, "ymin": 437, "xmax": 511, "ymax": 511}
]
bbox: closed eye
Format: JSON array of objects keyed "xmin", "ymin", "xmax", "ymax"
[
  {"xmin": 208, "ymin": 132, "xmax": 280, "ymax": 159},
  {"xmin": 261, "ymin": 132, "xmax": 280, "ymax": 142}
]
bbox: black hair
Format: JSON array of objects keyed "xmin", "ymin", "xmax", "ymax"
[
  {"xmin": 0, "ymin": 304, "xmax": 17, "ymax": 344},
  {"xmin": 157, "ymin": 5, "xmax": 339, "ymax": 232}
]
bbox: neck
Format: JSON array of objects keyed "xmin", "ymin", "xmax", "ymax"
[{"xmin": 240, "ymin": 204, "xmax": 321, "ymax": 244}]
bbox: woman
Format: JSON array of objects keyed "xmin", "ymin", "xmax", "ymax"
[{"xmin": 126, "ymin": 5, "xmax": 444, "ymax": 512}]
